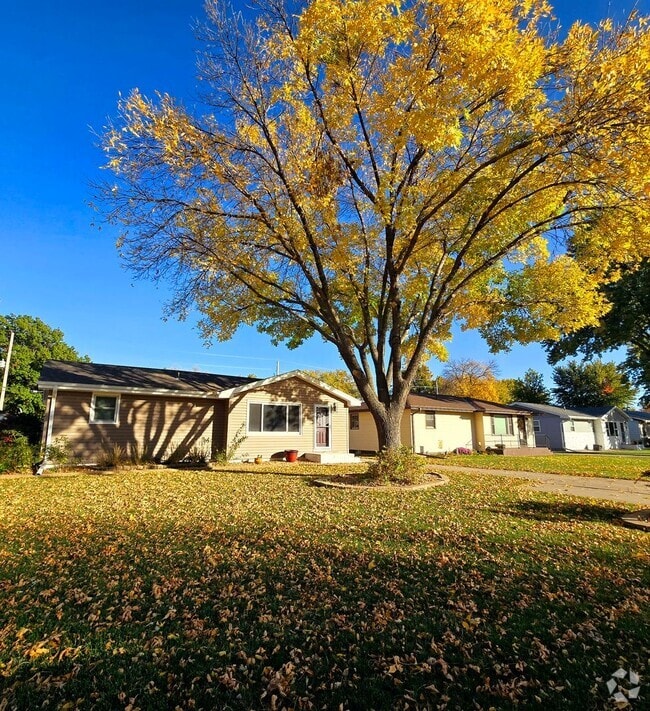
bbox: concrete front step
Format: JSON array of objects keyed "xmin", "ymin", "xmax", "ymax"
[{"xmin": 497, "ymin": 447, "xmax": 553, "ymax": 456}]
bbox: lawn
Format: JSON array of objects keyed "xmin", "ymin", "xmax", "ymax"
[
  {"xmin": 442, "ymin": 452, "xmax": 650, "ymax": 480},
  {"xmin": 0, "ymin": 464, "xmax": 648, "ymax": 710}
]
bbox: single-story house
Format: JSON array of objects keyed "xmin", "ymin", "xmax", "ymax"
[
  {"xmin": 574, "ymin": 406, "xmax": 632, "ymax": 449},
  {"xmin": 512, "ymin": 402, "xmax": 633, "ymax": 450},
  {"xmin": 511, "ymin": 402, "xmax": 599, "ymax": 451},
  {"xmin": 626, "ymin": 410, "xmax": 650, "ymax": 446},
  {"xmin": 350, "ymin": 393, "xmax": 545, "ymax": 455},
  {"xmin": 38, "ymin": 361, "xmax": 360, "ymax": 465}
]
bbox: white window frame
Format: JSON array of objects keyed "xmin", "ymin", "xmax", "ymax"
[
  {"xmin": 90, "ymin": 393, "xmax": 120, "ymax": 425},
  {"xmin": 247, "ymin": 401, "xmax": 302, "ymax": 435},
  {"xmin": 533, "ymin": 419, "xmax": 541, "ymax": 432},
  {"xmin": 425, "ymin": 413, "xmax": 436, "ymax": 429}
]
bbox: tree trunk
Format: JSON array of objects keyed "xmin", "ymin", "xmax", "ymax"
[{"xmin": 369, "ymin": 401, "xmax": 409, "ymax": 452}]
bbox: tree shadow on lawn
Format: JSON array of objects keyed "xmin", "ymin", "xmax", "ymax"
[
  {"xmin": 488, "ymin": 498, "xmax": 630, "ymax": 525},
  {"xmin": 2, "ymin": 534, "xmax": 648, "ymax": 711}
]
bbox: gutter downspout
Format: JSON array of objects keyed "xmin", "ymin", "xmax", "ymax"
[
  {"xmin": 411, "ymin": 410, "xmax": 416, "ymax": 453},
  {"xmin": 0, "ymin": 330, "xmax": 15, "ymax": 411},
  {"xmin": 43, "ymin": 388, "xmax": 58, "ymax": 460}
]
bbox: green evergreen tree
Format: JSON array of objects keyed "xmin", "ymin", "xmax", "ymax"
[
  {"xmin": 511, "ymin": 369, "xmax": 551, "ymax": 404},
  {"xmin": 551, "ymin": 360, "xmax": 636, "ymax": 409}
]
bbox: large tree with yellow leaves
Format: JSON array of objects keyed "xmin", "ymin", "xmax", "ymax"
[{"xmin": 102, "ymin": 0, "xmax": 650, "ymax": 450}]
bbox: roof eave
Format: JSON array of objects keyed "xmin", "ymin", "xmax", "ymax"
[
  {"xmin": 218, "ymin": 370, "xmax": 361, "ymax": 406},
  {"xmin": 37, "ymin": 382, "xmax": 221, "ymax": 399}
]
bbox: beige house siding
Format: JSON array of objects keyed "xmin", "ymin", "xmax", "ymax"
[
  {"xmin": 226, "ymin": 379, "xmax": 351, "ymax": 460},
  {"xmin": 473, "ymin": 413, "xmax": 486, "ymax": 451},
  {"xmin": 482, "ymin": 413, "xmax": 535, "ymax": 449},
  {"xmin": 351, "ymin": 407, "xmax": 536, "ymax": 454},
  {"xmin": 412, "ymin": 411, "xmax": 474, "ymax": 453},
  {"xmin": 349, "ymin": 411, "xmax": 413, "ymax": 452},
  {"xmin": 47, "ymin": 390, "xmax": 223, "ymax": 463},
  {"xmin": 350, "ymin": 410, "xmax": 380, "ymax": 452}
]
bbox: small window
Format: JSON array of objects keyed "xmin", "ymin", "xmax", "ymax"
[
  {"xmin": 248, "ymin": 403, "xmax": 301, "ymax": 433},
  {"xmin": 491, "ymin": 415, "xmax": 514, "ymax": 436},
  {"xmin": 90, "ymin": 394, "xmax": 120, "ymax": 424},
  {"xmin": 533, "ymin": 419, "xmax": 541, "ymax": 432},
  {"xmin": 606, "ymin": 421, "xmax": 619, "ymax": 437},
  {"xmin": 425, "ymin": 413, "xmax": 436, "ymax": 429},
  {"xmin": 350, "ymin": 413, "xmax": 359, "ymax": 430}
]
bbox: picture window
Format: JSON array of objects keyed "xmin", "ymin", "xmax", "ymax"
[{"xmin": 248, "ymin": 403, "xmax": 301, "ymax": 433}]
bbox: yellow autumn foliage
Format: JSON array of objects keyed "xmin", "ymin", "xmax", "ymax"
[{"xmin": 102, "ymin": 0, "xmax": 650, "ymax": 447}]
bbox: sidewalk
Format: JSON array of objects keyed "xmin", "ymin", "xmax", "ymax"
[{"xmin": 433, "ymin": 464, "xmax": 650, "ymax": 507}]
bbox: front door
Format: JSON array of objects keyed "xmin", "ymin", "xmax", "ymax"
[
  {"xmin": 315, "ymin": 405, "xmax": 331, "ymax": 448},
  {"xmin": 517, "ymin": 416, "xmax": 528, "ymax": 447}
]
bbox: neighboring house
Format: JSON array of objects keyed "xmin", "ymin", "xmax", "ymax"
[
  {"xmin": 513, "ymin": 402, "xmax": 634, "ymax": 450},
  {"xmin": 626, "ymin": 410, "xmax": 650, "ymax": 445},
  {"xmin": 350, "ymin": 393, "xmax": 542, "ymax": 455},
  {"xmin": 573, "ymin": 406, "xmax": 632, "ymax": 450},
  {"xmin": 38, "ymin": 361, "xmax": 360, "ymax": 465},
  {"xmin": 511, "ymin": 402, "xmax": 599, "ymax": 451}
]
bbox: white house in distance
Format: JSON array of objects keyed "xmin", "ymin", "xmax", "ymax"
[
  {"xmin": 575, "ymin": 406, "xmax": 633, "ymax": 449},
  {"xmin": 350, "ymin": 393, "xmax": 544, "ymax": 455},
  {"xmin": 513, "ymin": 402, "xmax": 633, "ymax": 450},
  {"xmin": 627, "ymin": 410, "xmax": 650, "ymax": 445}
]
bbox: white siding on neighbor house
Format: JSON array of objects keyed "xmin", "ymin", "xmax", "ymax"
[
  {"xmin": 628, "ymin": 418, "xmax": 649, "ymax": 444},
  {"xmin": 226, "ymin": 379, "xmax": 350, "ymax": 460},
  {"xmin": 563, "ymin": 419, "xmax": 596, "ymax": 450},
  {"xmin": 412, "ymin": 411, "xmax": 474, "ymax": 453},
  {"xmin": 593, "ymin": 412, "xmax": 630, "ymax": 450}
]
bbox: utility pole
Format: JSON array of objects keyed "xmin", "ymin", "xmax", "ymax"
[{"xmin": 0, "ymin": 330, "xmax": 15, "ymax": 411}]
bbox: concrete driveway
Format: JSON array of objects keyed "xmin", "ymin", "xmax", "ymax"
[{"xmin": 434, "ymin": 463, "xmax": 650, "ymax": 507}]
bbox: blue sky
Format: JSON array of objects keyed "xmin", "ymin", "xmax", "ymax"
[{"xmin": 0, "ymin": 0, "xmax": 645, "ymax": 383}]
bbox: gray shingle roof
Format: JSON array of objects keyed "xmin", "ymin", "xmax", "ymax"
[
  {"xmin": 574, "ymin": 406, "xmax": 630, "ymax": 420},
  {"xmin": 511, "ymin": 402, "xmax": 598, "ymax": 419},
  {"xmin": 38, "ymin": 360, "xmax": 258, "ymax": 393},
  {"xmin": 352, "ymin": 393, "xmax": 532, "ymax": 415},
  {"xmin": 627, "ymin": 410, "xmax": 650, "ymax": 422}
]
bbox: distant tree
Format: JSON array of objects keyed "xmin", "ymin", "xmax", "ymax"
[
  {"xmin": 511, "ymin": 369, "xmax": 551, "ymax": 404},
  {"xmin": 101, "ymin": 0, "xmax": 650, "ymax": 451},
  {"xmin": 0, "ymin": 315, "xmax": 89, "ymax": 442},
  {"xmin": 439, "ymin": 359, "xmax": 504, "ymax": 401},
  {"xmin": 546, "ymin": 259, "xmax": 650, "ymax": 405},
  {"xmin": 303, "ymin": 369, "xmax": 359, "ymax": 397},
  {"xmin": 551, "ymin": 359, "xmax": 636, "ymax": 409},
  {"xmin": 411, "ymin": 363, "xmax": 438, "ymax": 393},
  {"xmin": 494, "ymin": 379, "xmax": 517, "ymax": 404}
]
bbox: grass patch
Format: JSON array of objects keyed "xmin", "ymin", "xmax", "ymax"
[
  {"xmin": 442, "ymin": 452, "xmax": 650, "ymax": 480},
  {"xmin": 0, "ymin": 465, "xmax": 648, "ymax": 709}
]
